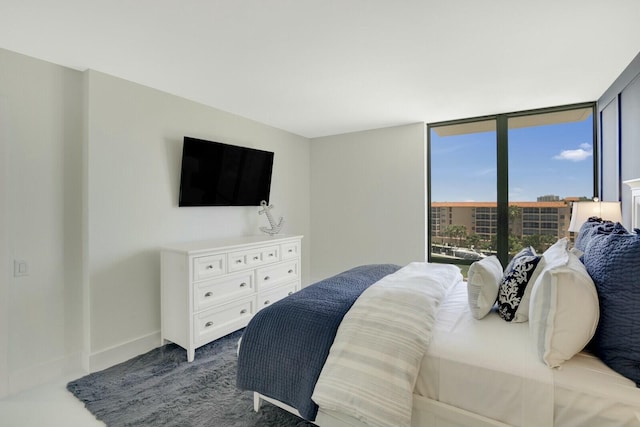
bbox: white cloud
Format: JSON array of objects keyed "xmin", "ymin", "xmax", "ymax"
[{"xmin": 553, "ymin": 143, "xmax": 593, "ymax": 162}]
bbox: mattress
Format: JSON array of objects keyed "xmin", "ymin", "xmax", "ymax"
[{"xmin": 416, "ymin": 280, "xmax": 640, "ymax": 427}]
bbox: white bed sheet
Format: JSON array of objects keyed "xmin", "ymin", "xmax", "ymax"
[
  {"xmin": 554, "ymin": 351, "xmax": 640, "ymax": 426},
  {"xmin": 415, "ymin": 280, "xmax": 554, "ymax": 427},
  {"xmin": 416, "ymin": 280, "xmax": 640, "ymax": 427}
]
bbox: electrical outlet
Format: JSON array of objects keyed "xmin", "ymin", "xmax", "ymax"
[{"xmin": 13, "ymin": 260, "xmax": 28, "ymax": 277}]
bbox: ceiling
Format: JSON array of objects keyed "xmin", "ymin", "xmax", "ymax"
[{"xmin": 1, "ymin": 0, "xmax": 639, "ymax": 138}]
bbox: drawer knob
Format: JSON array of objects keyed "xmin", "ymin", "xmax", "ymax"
[
  {"xmin": 288, "ymin": 291, "xmax": 294, "ymax": 296},
  {"xmin": 240, "ymin": 309, "xmax": 247, "ymax": 314},
  {"xmin": 264, "ymin": 300, "xmax": 270, "ymax": 305},
  {"xmin": 268, "ymin": 253, "xmax": 274, "ymax": 257},
  {"xmin": 264, "ymin": 276, "xmax": 270, "ymax": 281},
  {"xmin": 236, "ymin": 259, "xmax": 242, "ymax": 264},
  {"xmin": 205, "ymin": 321, "xmax": 214, "ymax": 328},
  {"xmin": 288, "ymin": 269, "xmax": 294, "ymax": 274},
  {"xmin": 288, "ymin": 249, "xmax": 293, "ymax": 253},
  {"xmin": 253, "ymin": 256, "xmax": 259, "ymax": 260},
  {"xmin": 206, "ymin": 264, "xmax": 214, "ymax": 270},
  {"xmin": 204, "ymin": 291, "xmax": 213, "ymax": 298},
  {"xmin": 239, "ymin": 282, "xmax": 247, "ymax": 288}
]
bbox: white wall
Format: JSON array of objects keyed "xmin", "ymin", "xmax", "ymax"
[
  {"xmin": 0, "ymin": 49, "xmax": 311, "ymax": 394},
  {"xmin": 84, "ymin": 71, "xmax": 311, "ymax": 369},
  {"xmin": 0, "ymin": 48, "xmax": 84, "ymax": 395},
  {"xmin": 309, "ymin": 123, "xmax": 426, "ymax": 283}
]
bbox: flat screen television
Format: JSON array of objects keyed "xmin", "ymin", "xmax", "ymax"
[{"xmin": 178, "ymin": 136, "xmax": 274, "ymax": 207}]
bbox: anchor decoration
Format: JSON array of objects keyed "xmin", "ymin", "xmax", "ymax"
[{"xmin": 258, "ymin": 200, "xmax": 284, "ymax": 235}]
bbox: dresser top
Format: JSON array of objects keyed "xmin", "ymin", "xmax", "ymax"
[{"xmin": 162, "ymin": 234, "xmax": 303, "ymax": 254}]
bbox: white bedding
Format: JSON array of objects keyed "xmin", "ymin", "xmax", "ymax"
[
  {"xmin": 416, "ymin": 279, "xmax": 554, "ymax": 427},
  {"xmin": 254, "ymin": 271, "xmax": 640, "ymax": 427},
  {"xmin": 312, "ymin": 262, "xmax": 462, "ymax": 427},
  {"xmin": 554, "ymin": 352, "xmax": 640, "ymax": 426},
  {"xmin": 416, "ymin": 279, "xmax": 640, "ymax": 427}
]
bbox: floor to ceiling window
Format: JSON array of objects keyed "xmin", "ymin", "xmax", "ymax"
[{"xmin": 427, "ymin": 103, "xmax": 596, "ymax": 274}]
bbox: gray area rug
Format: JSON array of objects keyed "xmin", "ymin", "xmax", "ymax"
[{"xmin": 67, "ymin": 330, "xmax": 315, "ymax": 427}]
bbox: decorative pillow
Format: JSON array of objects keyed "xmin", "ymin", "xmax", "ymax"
[
  {"xmin": 582, "ymin": 225, "xmax": 640, "ymax": 386},
  {"xmin": 498, "ymin": 247, "xmax": 544, "ymax": 322},
  {"xmin": 529, "ymin": 251, "xmax": 599, "ymax": 368},
  {"xmin": 574, "ymin": 217, "xmax": 611, "ymax": 252},
  {"xmin": 467, "ymin": 256, "xmax": 503, "ymax": 320},
  {"xmin": 596, "ymin": 221, "xmax": 631, "ymax": 236},
  {"xmin": 503, "ymin": 246, "xmax": 535, "ymax": 273},
  {"xmin": 542, "ymin": 237, "xmax": 569, "ymax": 269}
]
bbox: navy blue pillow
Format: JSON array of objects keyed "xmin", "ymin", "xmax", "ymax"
[
  {"xmin": 595, "ymin": 221, "xmax": 629, "ymax": 235},
  {"xmin": 582, "ymin": 225, "xmax": 640, "ymax": 386},
  {"xmin": 574, "ymin": 218, "xmax": 611, "ymax": 252}
]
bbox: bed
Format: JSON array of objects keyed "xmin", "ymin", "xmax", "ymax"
[{"xmin": 237, "ymin": 221, "xmax": 640, "ymax": 426}]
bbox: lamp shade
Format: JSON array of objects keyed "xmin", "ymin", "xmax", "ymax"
[{"xmin": 568, "ymin": 201, "xmax": 622, "ymax": 232}]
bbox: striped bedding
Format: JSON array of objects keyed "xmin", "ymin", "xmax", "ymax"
[
  {"xmin": 237, "ymin": 264, "xmax": 402, "ymax": 421},
  {"xmin": 312, "ymin": 262, "xmax": 462, "ymax": 427}
]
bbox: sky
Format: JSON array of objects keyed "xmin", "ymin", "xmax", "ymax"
[{"xmin": 430, "ymin": 116, "xmax": 594, "ymax": 202}]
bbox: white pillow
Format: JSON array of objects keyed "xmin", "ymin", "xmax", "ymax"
[
  {"xmin": 542, "ymin": 237, "xmax": 569, "ymax": 268},
  {"xmin": 467, "ymin": 256, "xmax": 503, "ymax": 319},
  {"xmin": 529, "ymin": 251, "xmax": 599, "ymax": 368}
]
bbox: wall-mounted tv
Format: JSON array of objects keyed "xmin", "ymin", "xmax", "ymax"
[{"xmin": 178, "ymin": 136, "xmax": 274, "ymax": 207}]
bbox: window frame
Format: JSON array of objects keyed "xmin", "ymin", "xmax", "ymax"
[{"xmin": 427, "ymin": 102, "xmax": 598, "ymax": 267}]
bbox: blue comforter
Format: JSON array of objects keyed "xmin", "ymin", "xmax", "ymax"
[{"xmin": 236, "ymin": 264, "xmax": 401, "ymax": 421}]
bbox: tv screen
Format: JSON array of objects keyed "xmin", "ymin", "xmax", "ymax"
[{"xmin": 178, "ymin": 137, "xmax": 274, "ymax": 207}]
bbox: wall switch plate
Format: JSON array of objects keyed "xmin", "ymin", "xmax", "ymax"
[{"xmin": 13, "ymin": 260, "xmax": 28, "ymax": 277}]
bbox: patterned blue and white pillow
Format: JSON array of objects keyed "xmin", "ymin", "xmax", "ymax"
[{"xmin": 498, "ymin": 247, "xmax": 544, "ymax": 322}]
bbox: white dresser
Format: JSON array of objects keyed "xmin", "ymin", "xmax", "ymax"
[{"xmin": 161, "ymin": 234, "xmax": 303, "ymax": 361}]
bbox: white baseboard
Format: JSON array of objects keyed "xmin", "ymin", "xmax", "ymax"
[
  {"xmin": 89, "ymin": 330, "xmax": 161, "ymax": 373},
  {"xmin": 8, "ymin": 351, "xmax": 83, "ymax": 395},
  {"xmin": 4, "ymin": 331, "xmax": 161, "ymax": 396}
]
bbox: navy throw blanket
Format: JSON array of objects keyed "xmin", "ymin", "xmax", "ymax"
[{"xmin": 236, "ymin": 263, "xmax": 401, "ymax": 421}]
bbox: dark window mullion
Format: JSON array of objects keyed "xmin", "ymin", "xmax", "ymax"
[
  {"xmin": 593, "ymin": 102, "xmax": 601, "ymax": 199},
  {"xmin": 496, "ymin": 115, "xmax": 509, "ymax": 267}
]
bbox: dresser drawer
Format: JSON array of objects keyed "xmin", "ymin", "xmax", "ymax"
[
  {"xmin": 258, "ymin": 282, "xmax": 299, "ymax": 311},
  {"xmin": 194, "ymin": 297, "xmax": 254, "ymax": 346},
  {"xmin": 194, "ymin": 271, "xmax": 254, "ymax": 311},
  {"xmin": 256, "ymin": 260, "xmax": 299, "ymax": 291},
  {"xmin": 281, "ymin": 241, "xmax": 300, "ymax": 260},
  {"xmin": 193, "ymin": 254, "xmax": 225, "ymax": 281},
  {"xmin": 228, "ymin": 245, "xmax": 279, "ymax": 272}
]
